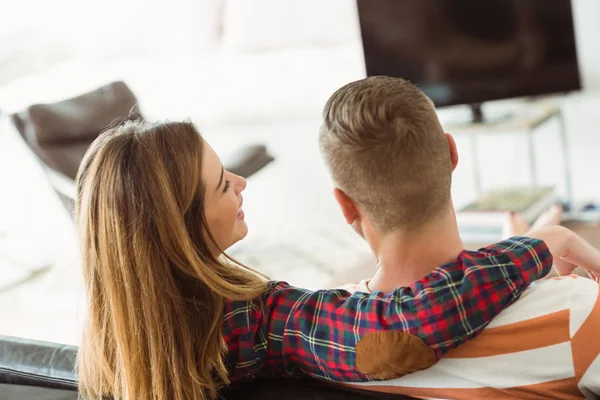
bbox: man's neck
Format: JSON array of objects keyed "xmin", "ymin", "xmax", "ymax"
[{"xmin": 367, "ymin": 207, "xmax": 464, "ymax": 292}]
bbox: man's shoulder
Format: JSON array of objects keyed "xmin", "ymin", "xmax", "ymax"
[
  {"xmin": 438, "ymin": 276, "xmax": 599, "ymax": 362},
  {"xmin": 486, "ymin": 275, "xmax": 599, "ymax": 330},
  {"xmin": 522, "ymin": 274, "xmax": 597, "ymax": 302},
  {"xmin": 529, "ymin": 274, "xmax": 598, "ymax": 292}
]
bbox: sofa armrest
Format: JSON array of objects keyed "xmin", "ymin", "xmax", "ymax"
[
  {"xmin": 0, "ymin": 336, "xmax": 78, "ymax": 391},
  {"xmin": 0, "ymin": 336, "xmax": 418, "ymax": 399},
  {"xmin": 0, "ymin": 383, "xmax": 78, "ymax": 400}
]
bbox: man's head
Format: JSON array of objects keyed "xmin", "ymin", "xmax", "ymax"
[{"xmin": 319, "ymin": 76, "xmax": 458, "ymax": 238}]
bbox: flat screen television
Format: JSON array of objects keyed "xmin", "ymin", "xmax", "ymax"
[{"xmin": 356, "ymin": 0, "xmax": 581, "ymax": 122}]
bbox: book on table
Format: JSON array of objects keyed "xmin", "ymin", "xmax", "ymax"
[{"xmin": 457, "ymin": 186, "xmax": 557, "ymax": 243}]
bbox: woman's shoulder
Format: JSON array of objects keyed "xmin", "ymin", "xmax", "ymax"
[{"xmin": 223, "ymin": 280, "xmax": 354, "ymax": 320}]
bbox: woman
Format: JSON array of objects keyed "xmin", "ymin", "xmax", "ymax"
[{"xmin": 75, "ymin": 117, "xmax": 551, "ymax": 400}]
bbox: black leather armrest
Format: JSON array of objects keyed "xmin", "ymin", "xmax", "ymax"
[
  {"xmin": 223, "ymin": 144, "xmax": 275, "ymax": 179},
  {"xmin": 0, "ymin": 383, "xmax": 78, "ymax": 400},
  {"xmin": 0, "ymin": 336, "xmax": 416, "ymax": 399},
  {"xmin": 0, "ymin": 336, "xmax": 78, "ymax": 391}
]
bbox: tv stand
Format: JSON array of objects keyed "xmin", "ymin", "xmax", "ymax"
[
  {"xmin": 461, "ymin": 103, "xmax": 514, "ymax": 125},
  {"xmin": 470, "ymin": 103, "xmax": 484, "ymax": 124},
  {"xmin": 445, "ymin": 103, "xmax": 515, "ymax": 126},
  {"xmin": 445, "ymin": 102, "xmax": 574, "ymax": 211}
]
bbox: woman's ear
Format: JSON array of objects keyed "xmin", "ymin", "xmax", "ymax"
[
  {"xmin": 333, "ymin": 188, "xmax": 360, "ymax": 225},
  {"xmin": 446, "ymin": 133, "xmax": 459, "ymax": 171}
]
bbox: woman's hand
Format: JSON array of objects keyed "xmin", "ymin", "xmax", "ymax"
[{"xmin": 527, "ymin": 225, "xmax": 600, "ymax": 282}]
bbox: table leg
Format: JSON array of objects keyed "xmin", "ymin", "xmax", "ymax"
[
  {"xmin": 469, "ymin": 134, "xmax": 483, "ymax": 194},
  {"xmin": 557, "ymin": 110, "xmax": 575, "ymax": 210},
  {"xmin": 527, "ymin": 128, "xmax": 538, "ymax": 187}
]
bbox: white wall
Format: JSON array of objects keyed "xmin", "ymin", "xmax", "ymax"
[{"xmin": 572, "ymin": 0, "xmax": 600, "ymax": 91}]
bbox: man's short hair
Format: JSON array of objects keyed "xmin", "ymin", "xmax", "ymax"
[{"xmin": 319, "ymin": 76, "xmax": 452, "ymax": 233}]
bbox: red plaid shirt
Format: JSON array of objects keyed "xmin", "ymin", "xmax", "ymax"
[{"xmin": 223, "ymin": 237, "xmax": 552, "ymax": 382}]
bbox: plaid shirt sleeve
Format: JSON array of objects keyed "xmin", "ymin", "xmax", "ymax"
[{"xmin": 223, "ymin": 236, "xmax": 552, "ymax": 382}]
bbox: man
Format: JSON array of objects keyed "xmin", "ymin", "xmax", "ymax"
[{"xmin": 320, "ymin": 76, "xmax": 600, "ymax": 398}]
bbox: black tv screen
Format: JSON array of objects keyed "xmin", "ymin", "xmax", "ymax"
[{"xmin": 356, "ymin": 0, "xmax": 581, "ymax": 107}]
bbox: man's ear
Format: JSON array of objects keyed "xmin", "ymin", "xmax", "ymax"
[
  {"xmin": 446, "ymin": 133, "xmax": 459, "ymax": 171},
  {"xmin": 333, "ymin": 188, "xmax": 360, "ymax": 225}
]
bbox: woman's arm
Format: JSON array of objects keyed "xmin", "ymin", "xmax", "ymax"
[
  {"xmin": 223, "ymin": 237, "xmax": 551, "ymax": 382},
  {"xmin": 526, "ymin": 225, "xmax": 600, "ymax": 281}
]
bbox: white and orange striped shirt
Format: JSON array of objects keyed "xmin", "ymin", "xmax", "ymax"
[{"xmin": 345, "ymin": 275, "xmax": 600, "ymax": 399}]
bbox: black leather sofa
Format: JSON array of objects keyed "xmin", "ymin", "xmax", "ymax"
[{"xmin": 0, "ymin": 335, "xmax": 417, "ymax": 400}]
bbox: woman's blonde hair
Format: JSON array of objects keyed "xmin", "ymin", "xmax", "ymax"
[{"xmin": 75, "ymin": 117, "xmax": 267, "ymax": 400}]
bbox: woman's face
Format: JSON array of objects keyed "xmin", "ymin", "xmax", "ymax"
[{"xmin": 202, "ymin": 142, "xmax": 248, "ymax": 255}]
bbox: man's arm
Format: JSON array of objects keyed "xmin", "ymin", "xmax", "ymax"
[{"xmin": 223, "ymin": 237, "xmax": 552, "ymax": 382}]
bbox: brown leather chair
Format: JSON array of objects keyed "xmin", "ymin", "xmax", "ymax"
[{"xmin": 10, "ymin": 81, "xmax": 274, "ymax": 215}]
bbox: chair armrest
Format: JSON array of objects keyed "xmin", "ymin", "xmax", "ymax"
[{"xmin": 223, "ymin": 144, "xmax": 274, "ymax": 178}]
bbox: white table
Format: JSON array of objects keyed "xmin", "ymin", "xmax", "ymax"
[{"xmin": 445, "ymin": 102, "xmax": 574, "ymax": 209}]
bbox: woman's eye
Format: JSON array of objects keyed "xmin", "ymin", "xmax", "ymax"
[{"xmin": 223, "ymin": 180, "xmax": 231, "ymax": 193}]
